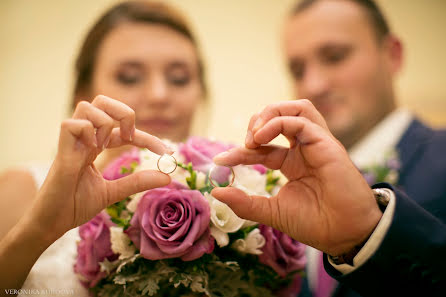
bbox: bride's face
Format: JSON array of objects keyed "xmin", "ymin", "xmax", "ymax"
[{"xmin": 91, "ymin": 22, "xmax": 203, "ymax": 142}]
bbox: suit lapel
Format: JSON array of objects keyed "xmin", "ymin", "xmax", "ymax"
[{"xmin": 396, "ymin": 118, "xmax": 434, "ymax": 181}]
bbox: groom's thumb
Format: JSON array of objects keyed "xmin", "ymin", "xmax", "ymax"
[{"xmin": 211, "ymin": 187, "xmax": 273, "ymax": 227}]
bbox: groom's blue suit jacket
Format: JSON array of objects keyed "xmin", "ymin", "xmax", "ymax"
[{"xmin": 299, "ymin": 119, "xmax": 446, "ymax": 297}]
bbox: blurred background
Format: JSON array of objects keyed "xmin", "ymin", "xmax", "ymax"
[{"xmin": 1, "ymin": 0, "xmax": 445, "ymax": 171}]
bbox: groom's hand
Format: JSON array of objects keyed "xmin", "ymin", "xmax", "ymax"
[{"xmin": 211, "ymin": 100, "xmax": 382, "ymax": 256}]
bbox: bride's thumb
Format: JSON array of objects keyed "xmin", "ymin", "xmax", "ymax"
[{"xmin": 211, "ymin": 187, "xmax": 273, "ymax": 227}]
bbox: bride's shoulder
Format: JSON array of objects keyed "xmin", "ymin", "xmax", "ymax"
[
  {"xmin": 0, "ymin": 161, "xmax": 51, "ymax": 186},
  {"xmin": 0, "ymin": 166, "xmax": 36, "ymax": 187},
  {"xmin": 0, "ymin": 163, "xmax": 50, "ymax": 238}
]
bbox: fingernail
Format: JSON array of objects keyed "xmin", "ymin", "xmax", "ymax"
[
  {"xmin": 245, "ymin": 131, "xmax": 253, "ymax": 146},
  {"xmin": 214, "ymin": 151, "xmax": 230, "ymax": 164},
  {"xmin": 129, "ymin": 127, "xmax": 135, "ymax": 142},
  {"xmin": 166, "ymin": 144, "xmax": 175, "ymax": 155}
]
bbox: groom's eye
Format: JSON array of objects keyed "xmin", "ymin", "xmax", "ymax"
[
  {"xmin": 289, "ymin": 61, "xmax": 305, "ymax": 81},
  {"xmin": 320, "ymin": 45, "xmax": 352, "ymax": 65}
]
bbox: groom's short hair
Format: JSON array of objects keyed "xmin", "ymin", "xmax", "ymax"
[{"xmin": 291, "ymin": 0, "xmax": 391, "ymax": 42}]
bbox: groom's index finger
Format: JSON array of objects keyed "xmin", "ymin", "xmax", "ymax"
[
  {"xmin": 253, "ymin": 100, "xmax": 329, "ymax": 135},
  {"xmin": 213, "ymin": 146, "xmax": 287, "ymax": 170}
]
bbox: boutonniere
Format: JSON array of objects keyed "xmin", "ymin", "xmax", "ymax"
[{"xmin": 359, "ymin": 150, "xmax": 401, "ymax": 186}]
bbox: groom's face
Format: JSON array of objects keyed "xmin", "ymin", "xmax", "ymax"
[{"xmin": 283, "ymin": 0, "xmax": 401, "ymax": 149}]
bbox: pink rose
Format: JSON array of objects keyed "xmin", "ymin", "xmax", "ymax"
[
  {"xmin": 179, "ymin": 137, "xmax": 233, "ymax": 183},
  {"xmin": 102, "ymin": 149, "xmax": 140, "ymax": 180},
  {"xmin": 126, "ymin": 188, "xmax": 214, "ymax": 261},
  {"xmin": 74, "ymin": 212, "xmax": 117, "ymax": 288},
  {"xmin": 179, "ymin": 137, "xmax": 267, "ymax": 183},
  {"xmin": 258, "ymin": 224, "xmax": 306, "ymax": 278},
  {"xmin": 252, "ymin": 164, "xmax": 268, "ymax": 174},
  {"xmin": 275, "ymin": 274, "xmax": 303, "ymax": 297}
]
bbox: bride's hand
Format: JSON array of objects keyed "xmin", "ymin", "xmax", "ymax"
[
  {"xmin": 211, "ymin": 100, "xmax": 381, "ymax": 256},
  {"xmin": 29, "ymin": 95, "xmax": 172, "ymax": 242}
]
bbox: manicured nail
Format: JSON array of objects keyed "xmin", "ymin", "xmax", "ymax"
[
  {"xmin": 214, "ymin": 151, "xmax": 230, "ymax": 164},
  {"xmin": 166, "ymin": 144, "xmax": 175, "ymax": 155},
  {"xmin": 129, "ymin": 127, "xmax": 135, "ymax": 142}
]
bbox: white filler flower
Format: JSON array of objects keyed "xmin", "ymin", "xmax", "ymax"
[
  {"xmin": 231, "ymin": 228, "xmax": 265, "ymax": 255},
  {"xmin": 205, "ymin": 193, "xmax": 245, "ymax": 247},
  {"xmin": 110, "ymin": 226, "xmax": 136, "ymax": 260}
]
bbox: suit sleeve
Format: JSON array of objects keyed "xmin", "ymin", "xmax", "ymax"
[{"xmin": 324, "ymin": 185, "xmax": 446, "ymax": 297}]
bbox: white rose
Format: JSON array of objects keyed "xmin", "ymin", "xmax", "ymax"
[
  {"xmin": 170, "ymin": 166, "xmax": 190, "ymax": 187},
  {"xmin": 136, "ymin": 147, "xmax": 189, "ymax": 185},
  {"xmin": 210, "ymin": 225, "xmax": 229, "ymax": 248},
  {"xmin": 135, "ymin": 148, "xmax": 159, "ymax": 172},
  {"xmin": 241, "ymin": 220, "xmax": 258, "ymax": 229},
  {"xmin": 232, "ymin": 166, "xmax": 269, "ymax": 196},
  {"xmin": 205, "ymin": 193, "xmax": 245, "ymax": 247},
  {"xmin": 231, "ymin": 228, "xmax": 265, "ymax": 255},
  {"xmin": 127, "ymin": 191, "xmax": 146, "ymax": 213},
  {"xmin": 110, "ymin": 226, "xmax": 136, "ymax": 259},
  {"xmin": 196, "ymin": 172, "xmax": 207, "ymax": 189}
]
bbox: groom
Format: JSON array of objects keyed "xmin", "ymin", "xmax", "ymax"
[{"xmin": 282, "ymin": 0, "xmax": 446, "ymax": 296}]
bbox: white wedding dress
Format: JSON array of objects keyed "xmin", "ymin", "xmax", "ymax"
[{"xmin": 19, "ymin": 164, "xmax": 89, "ymax": 297}]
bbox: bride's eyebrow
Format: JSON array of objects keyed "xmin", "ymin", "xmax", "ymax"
[
  {"xmin": 165, "ymin": 60, "xmax": 196, "ymax": 73},
  {"xmin": 116, "ymin": 60, "xmax": 145, "ymax": 69}
]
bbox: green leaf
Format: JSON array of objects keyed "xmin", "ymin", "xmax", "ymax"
[{"xmin": 265, "ymin": 169, "xmax": 281, "ymax": 194}]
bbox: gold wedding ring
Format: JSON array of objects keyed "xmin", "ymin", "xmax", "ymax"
[
  {"xmin": 157, "ymin": 154, "xmax": 178, "ymax": 174},
  {"xmin": 208, "ymin": 165, "xmax": 235, "ymax": 188}
]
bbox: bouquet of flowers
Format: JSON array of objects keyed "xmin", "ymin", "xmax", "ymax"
[{"xmin": 74, "ymin": 137, "xmax": 306, "ymax": 297}]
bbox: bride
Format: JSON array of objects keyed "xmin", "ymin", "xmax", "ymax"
[{"xmin": 0, "ymin": 1, "xmax": 207, "ymax": 295}]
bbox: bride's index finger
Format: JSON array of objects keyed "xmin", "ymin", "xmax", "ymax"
[
  {"xmin": 91, "ymin": 95, "xmax": 135, "ymax": 142},
  {"xmin": 106, "ymin": 128, "xmax": 174, "ymax": 156}
]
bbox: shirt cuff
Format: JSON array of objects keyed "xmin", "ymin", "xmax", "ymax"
[{"xmin": 327, "ymin": 188, "xmax": 396, "ymax": 274}]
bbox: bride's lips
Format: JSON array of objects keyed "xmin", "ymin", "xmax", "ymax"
[{"xmin": 137, "ymin": 118, "xmax": 175, "ymax": 131}]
